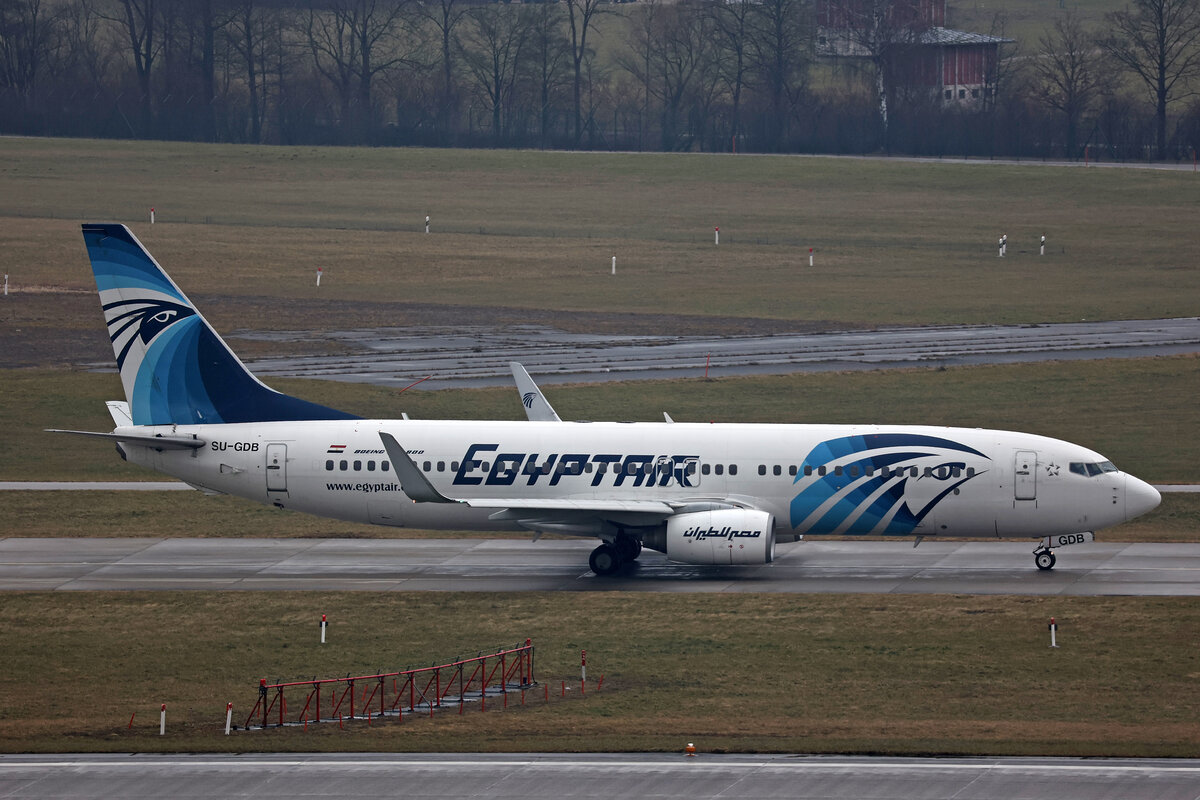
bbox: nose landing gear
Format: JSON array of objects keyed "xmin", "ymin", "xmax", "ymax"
[{"xmin": 1033, "ymin": 545, "xmax": 1056, "ymax": 571}]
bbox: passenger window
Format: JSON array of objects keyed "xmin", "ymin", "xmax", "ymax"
[
  {"xmin": 340, "ymin": 460, "xmax": 348, "ymax": 471},
  {"xmin": 730, "ymin": 465, "xmax": 738, "ymax": 476},
  {"xmin": 353, "ymin": 460, "xmax": 362, "ymax": 471},
  {"xmin": 966, "ymin": 467, "xmax": 975, "ymax": 477},
  {"xmin": 848, "ymin": 466, "xmax": 859, "ymax": 478},
  {"xmin": 804, "ymin": 465, "xmax": 813, "ymax": 476},
  {"xmin": 367, "ymin": 461, "xmax": 375, "ymax": 471},
  {"xmin": 910, "ymin": 467, "xmax": 918, "ymax": 478},
  {"xmin": 818, "ymin": 466, "xmax": 827, "ymax": 477},
  {"xmin": 715, "ymin": 464, "xmax": 724, "ymax": 476},
  {"xmin": 834, "ymin": 466, "xmax": 843, "ymax": 476},
  {"xmin": 382, "ymin": 461, "xmax": 390, "ymax": 472},
  {"xmin": 789, "ymin": 465, "xmax": 797, "ymax": 476},
  {"xmin": 423, "ymin": 461, "xmax": 431, "ymax": 471},
  {"xmin": 702, "ymin": 464, "xmax": 711, "ymax": 475},
  {"xmin": 438, "ymin": 461, "xmax": 445, "ymax": 472},
  {"xmin": 924, "ymin": 467, "xmax": 933, "ymax": 477},
  {"xmin": 773, "ymin": 465, "xmax": 782, "ymax": 476},
  {"xmin": 325, "ymin": 460, "xmax": 334, "ymax": 471},
  {"xmin": 451, "ymin": 461, "xmax": 459, "ymax": 471},
  {"xmin": 865, "ymin": 466, "xmax": 875, "ymax": 477},
  {"xmin": 758, "ymin": 465, "xmax": 767, "ymax": 476},
  {"xmin": 951, "ymin": 466, "xmax": 961, "ymax": 478}
]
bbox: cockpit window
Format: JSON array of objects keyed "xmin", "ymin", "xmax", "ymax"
[{"xmin": 1070, "ymin": 461, "xmax": 1119, "ymax": 478}]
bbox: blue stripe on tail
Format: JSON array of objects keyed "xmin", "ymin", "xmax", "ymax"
[{"xmin": 83, "ymin": 223, "xmax": 360, "ymax": 425}]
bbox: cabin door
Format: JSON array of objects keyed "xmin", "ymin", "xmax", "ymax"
[{"xmin": 1014, "ymin": 450, "xmax": 1037, "ymax": 501}]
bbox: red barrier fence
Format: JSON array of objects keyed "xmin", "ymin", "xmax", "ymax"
[{"xmin": 242, "ymin": 639, "xmax": 535, "ymax": 731}]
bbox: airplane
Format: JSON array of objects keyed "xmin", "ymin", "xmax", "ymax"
[{"xmin": 52, "ymin": 223, "xmax": 1162, "ymax": 576}]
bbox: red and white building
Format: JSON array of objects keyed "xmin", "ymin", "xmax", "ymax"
[{"xmin": 816, "ymin": 0, "xmax": 1011, "ymax": 104}]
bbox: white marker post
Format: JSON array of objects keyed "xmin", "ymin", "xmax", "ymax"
[
  {"xmin": 1001, "ymin": 234, "xmax": 1007, "ymax": 257},
  {"xmin": 320, "ymin": 613, "xmax": 327, "ymax": 644},
  {"xmin": 150, "ymin": 207, "xmax": 155, "ymax": 225},
  {"xmin": 611, "ymin": 256, "xmax": 616, "ymax": 275},
  {"xmin": 809, "ymin": 248, "xmax": 814, "ymax": 267},
  {"xmin": 225, "ymin": 702, "xmax": 233, "ymax": 735},
  {"xmin": 1040, "ymin": 235, "xmax": 1046, "ymax": 256},
  {"xmin": 1049, "ymin": 617, "xmax": 1059, "ymax": 648},
  {"xmin": 316, "ymin": 267, "xmax": 322, "ymax": 287},
  {"xmin": 998, "ymin": 236, "xmax": 1004, "ymax": 257},
  {"xmin": 3, "ymin": 274, "xmax": 7, "ymax": 297},
  {"xmin": 581, "ymin": 649, "xmax": 587, "ymax": 683},
  {"xmin": 160, "ymin": 703, "xmax": 166, "ymax": 735},
  {"xmin": 714, "ymin": 226, "xmax": 719, "ymax": 245},
  {"xmin": 425, "ymin": 215, "xmax": 430, "ymax": 234}
]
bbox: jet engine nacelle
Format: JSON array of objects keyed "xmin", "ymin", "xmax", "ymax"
[{"xmin": 647, "ymin": 509, "xmax": 776, "ymax": 565}]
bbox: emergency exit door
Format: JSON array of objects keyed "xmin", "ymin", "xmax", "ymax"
[
  {"xmin": 266, "ymin": 443, "xmax": 288, "ymax": 492},
  {"xmin": 1014, "ymin": 450, "xmax": 1037, "ymax": 501}
]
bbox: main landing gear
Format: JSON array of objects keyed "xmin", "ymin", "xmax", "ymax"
[
  {"xmin": 1033, "ymin": 545, "xmax": 1057, "ymax": 571},
  {"xmin": 589, "ymin": 535, "xmax": 642, "ymax": 576}
]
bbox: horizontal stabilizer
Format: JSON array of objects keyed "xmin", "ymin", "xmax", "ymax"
[{"xmin": 46, "ymin": 429, "xmax": 206, "ymax": 450}]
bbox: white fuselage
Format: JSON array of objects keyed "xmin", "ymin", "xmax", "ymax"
[{"xmin": 117, "ymin": 419, "xmax": 1157, "ymax": 540}]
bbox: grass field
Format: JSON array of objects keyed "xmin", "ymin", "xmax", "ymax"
[
  {"xmin": 2, "ymin": 592, "xmax": 1198, "ymax": 756},
  {"xmin": 2, "ymin": 139, "xmax": 1199, "ymax": 335}
]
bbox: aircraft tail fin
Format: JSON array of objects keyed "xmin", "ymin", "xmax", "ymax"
[{"xmin": 81, "ymin": 223, "xmax": 359, "ymax": 426}]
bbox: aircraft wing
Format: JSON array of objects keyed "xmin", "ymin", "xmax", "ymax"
[
  {"xmin": 511, "ymin": 362, "xmax": 561, "ymax": 422},
  {"xmin": 46, "ymin": 429, "xmax": 206, "ymax": 450}
]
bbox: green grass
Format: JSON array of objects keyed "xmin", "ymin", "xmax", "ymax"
[
  {"xmin": 2, "ymin": 139, "xmax": 1199, "ymax": 329},
  {"xmin": 2, "ymin": 592, "xmax": 1198, "ymax": 755}
]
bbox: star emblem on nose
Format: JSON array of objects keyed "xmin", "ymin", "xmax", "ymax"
[{"xmin": 1045, "ymin": 463, "xmax": 1060, "ymax": 476}]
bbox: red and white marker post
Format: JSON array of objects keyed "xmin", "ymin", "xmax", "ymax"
[
  {"xmin": 160, "ymin": 703, "xmax": 166, "ymax": 735},
  {"xmin": 714, "ymin": 226, "xmax": 719, "ymax": 245},
  {"xmin": 225, "ymin": 702, "xmax": 233, "ymax": 734},
  {"xmin": 316, "ymin": 267, "xmax": 322, "ymax": 287},
  {"xmin": 1049, "ymin": 617, "xmax": 1059, "ymax": 648},
  {"xmin": 150, "ymin": 207, "xmax": 155, "ymax": 225},
  {"xmin": 809, "ymin": 248, "xmax": 814, "ymax": 267},
  {"xmin": 320, "ymin": 613, "xmax": 327, "ymax": 644}
]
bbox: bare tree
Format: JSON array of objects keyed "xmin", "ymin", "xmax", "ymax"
[
  {"xmin": 522, "ymin": 1, "xmax": 569, "ymax": 147},
  {"xmin": 305, "ymin": 0, "xmax": 410, "ymax": 141},
  {"xmin": 459, "ymin": 3, "xmax": 531, "ymax": 143},
  {"xmin": 563, "ymin": 0, "xmax": 606, "ymax": 146},
  {"xmin": 617, "ymin": 0, "xmax": 660, "ymax": 150},
  {"xmin": 749, "ymin": 0, "xmax": 810, "ymax": 150},
  {"xmin": 1102, "ymin": 0, "xmax": 1200, "ymax": 158},
  {"xmin": 95, "ymin": 0, "xmax": 160, "ymax": 135},
  {"xmin": 709, "ymin": 0, "xmax": 753, "ymax": 150},
  {"xmin": 1033, "ymin": 10, "xmax": 1106, "ymax": 157},
  {"xmin": 821, "ymin": 0, "xmax": 924, "ymax": 141},
  {"xmin": 0, "ymin": 0, "xmax": 62, "ymax": 109},
  {"xmin": 415, "ymin": 0, "xmax": 468, "ymax": 135}
]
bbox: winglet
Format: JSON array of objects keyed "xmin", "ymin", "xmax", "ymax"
[
  {"xmin": 510, "ymin": 362, "xmax": 561, "ymax": 422},
  {"xmin": 379, "ymin": 432, "xmax": 456, "ymax": 503}
]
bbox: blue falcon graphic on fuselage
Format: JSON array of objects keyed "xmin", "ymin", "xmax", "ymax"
[{"xmin": 791, "ymin": 433, "xmax": 990, "ymax": 534}]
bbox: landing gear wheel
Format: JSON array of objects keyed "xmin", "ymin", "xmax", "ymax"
[
  {"xmin": 589, "ymin": 544, "xmax": 621, "ymax": 576},
  {"xmin": 615, "ymin": 535, "xmax": 642, "ymax": 563},
  {"xmin": 1035, "ymin": 550, "xmax": 1056, "ymax": 571}
]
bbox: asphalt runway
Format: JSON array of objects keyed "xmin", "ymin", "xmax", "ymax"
[
  {"xmin": 236, "ymin": 316, "xmax": 1200, "ymax": 389},
  {"xmin": 2, "ymin": 754, "xmax": 1198, "ymax": 800},
  {"xmin": 3, "ymin": 537, "xmax": 1199, "ymax": 595}
]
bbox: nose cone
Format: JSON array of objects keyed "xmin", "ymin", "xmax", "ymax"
[{"xmin": 1125, "ymin": 475, "xmax": 1161, "ymax": 521}]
